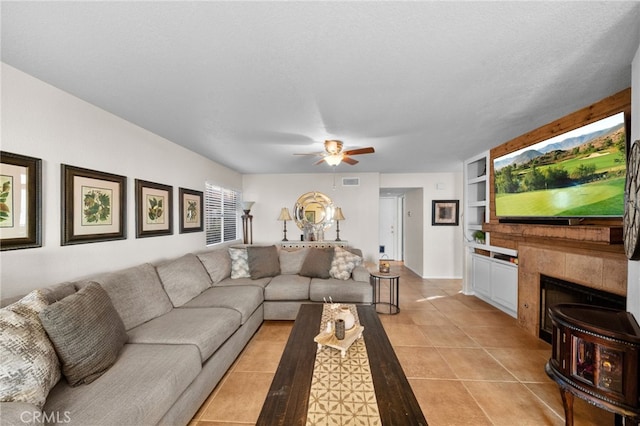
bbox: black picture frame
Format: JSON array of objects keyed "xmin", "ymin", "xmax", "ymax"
[
  {"xmin": 179, "ymin": 187, "xmax": 203, "ymax": 233},
  {"xmin": 61, "ymin": 164, "xmax": 127, "ymax": 245},
  {"xmin": 0, "ymin": 152, "xmax": 42, "ymax": 250},
  {"xmin": 135, "ymin": 179, "xmax": 173, "ymax": 238},
  {"xmin": 432, "ymin": 200, "xmax": 459, "ymax": 226}
]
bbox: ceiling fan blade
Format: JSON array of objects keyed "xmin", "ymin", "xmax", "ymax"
[
  {"xmin": 342, "ymin": 156, "xmax": 359, "ymax": 165},
  {"xmin": 343, "ymin": 147, "xmax": 375, "ymax": 156},
  {"xmin": 314, "ymin": 158, "xmax": 326, "ymax": 165}
]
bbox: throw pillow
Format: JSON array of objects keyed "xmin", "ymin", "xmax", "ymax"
[
  {"xmin": 229, "ymin": 247, "xmax": 250, "ymax": 279},
  {"xmin": 197, "ymin": 248, "xmax": 232, "ymax": 284},
  {"xmin": 279, "ymin": 248, "xmax": 309, "ymax": 275},
  {"xmin": 156, "ymin": 254, "xmax": 212, "ymax": 307},
  {"xmin": 330, "ymin": 246, "xmax": 363, "ymax": 280},
  {"xmin": 0, "ymin": 290, "xmax": 61, "ymax": 409},
  {"xmin": 39, "ymin": 282, "xmax": 128, "ymax": 387},
  {"xmin": 299, "ymin": 247, "xmax": 335, "ymax": 279},
  {"xmin": 247, "ymin": 246, "xmax": 281, "ymax": 279}
]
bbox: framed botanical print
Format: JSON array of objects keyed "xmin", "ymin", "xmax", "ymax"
[
  {"xmin": 179, "ymin": 187, "xmax": 203, "ymax": 233},
  {"xmin": 136, "ymin": 179, "xmax": 173, "ymax": 238},
  {"xmin": 1, "ymin": 152, "xmax": 42, "ymax": 250},
  {"xmin": 432, "ymin": 200, "xmax": 459, "ymax": 226},
  {"xmin": 61, "ymin": 164, "xmax": 127, "ymax": 245}
]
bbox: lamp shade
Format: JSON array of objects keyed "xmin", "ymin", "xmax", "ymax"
[
  {"xmin": 241, "ymin": 201, "xmax": 255, "ymax": 212},
  {"xmin": 324, "ymin": 154, "xmax": 343, "ymax": 166},
  {"xmin": 277, "ymin": 207, "xmax": 292, "ymax": 221},
  {"xmin": 333, "ymin": 207, "xmax": 346, "ymax": 221}
]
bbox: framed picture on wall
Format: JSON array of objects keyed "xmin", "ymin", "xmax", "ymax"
[
  {"xmin": 61, "ymin": 164, "xmax": 127, "ymax": 245},
  {"xmin": 0, "ymin": 152, "xmax": 42, "ymax": 250},
  {"xmin": 432, "ymin": 200, "xmax": 459, "ymax": 226},
  {"xmin": 136, "ymin": 179, "xmax": 173, "ymax": 238},
  {"xmin": 179, "ymin": 187, "xmax": 203, "ymax": 233}
]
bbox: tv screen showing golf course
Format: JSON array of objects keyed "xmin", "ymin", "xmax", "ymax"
[{"xmin": 493, "ymin": 112, "xmax": 627, "ymax": 218}]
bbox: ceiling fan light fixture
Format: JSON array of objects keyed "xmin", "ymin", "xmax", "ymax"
[
  {"xmin": 325, "ymin": 140, "xmax": 343, "ymax": 155},
  {"xmin": 324, "ymin": 154, "xmax": 343, "ymax": 166}
]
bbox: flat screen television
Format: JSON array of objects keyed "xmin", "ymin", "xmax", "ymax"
[{"xmin": 493, "ymin": 111, "xmax": 627, "ymax": 220}]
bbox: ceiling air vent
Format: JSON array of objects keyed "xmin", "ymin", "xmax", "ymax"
[{"xmin": 342, "ymin": 177, "xmax": 360, "ymax": 187}]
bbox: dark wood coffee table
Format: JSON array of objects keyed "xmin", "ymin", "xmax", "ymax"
[{"xmin": 257, "ymin": 303, "xmax": 427, "ymax": 425}]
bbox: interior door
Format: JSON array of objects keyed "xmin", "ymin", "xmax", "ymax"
[{"xmin": 379, "ymin": 197, "xmax": 398, "ymax": 260}]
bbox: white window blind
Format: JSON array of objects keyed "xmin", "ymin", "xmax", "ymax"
[{"xmin": 205, "ymin": 183, "xmax": 240, "ymax": 245}]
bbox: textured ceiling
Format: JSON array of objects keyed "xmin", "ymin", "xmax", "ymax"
[{"xmin": 2, "ymin": 1, "xmax": 639, "ymax": 174}]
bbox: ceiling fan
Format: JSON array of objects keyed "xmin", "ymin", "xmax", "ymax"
[{"xmin": 295, "ymin": 140, "xmax": 375, "ymax": 166}]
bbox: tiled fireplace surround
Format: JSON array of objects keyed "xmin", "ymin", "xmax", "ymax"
[{"xmin": 516, "ymin": 242, "xmax": 628, "ymax": 336}]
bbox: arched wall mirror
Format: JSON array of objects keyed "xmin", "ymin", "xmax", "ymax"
[{"xmin": 293, "ymin": 191, "xmax": 335, "ymax": 231}]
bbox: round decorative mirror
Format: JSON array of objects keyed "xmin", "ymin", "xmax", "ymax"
[{"xmin": 293, "ymin": 191, "xmax": 335, "ymax": 231}]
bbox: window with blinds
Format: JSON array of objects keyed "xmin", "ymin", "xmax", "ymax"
[{"xmin": 204, "ymin": 183, "xmax": 240, "ymax": 245}]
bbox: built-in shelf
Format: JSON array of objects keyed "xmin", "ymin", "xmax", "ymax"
[{"xmin": 484, "ymin": 223, "xmax": 623, "ymax": 245}]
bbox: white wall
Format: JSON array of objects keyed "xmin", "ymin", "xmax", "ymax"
[
  {"xmin": 380, "ymin": 173, "xmax": 464, "ymax": 278},
  {"xmin": 242, "ymin": 173, "xmax": 380, "ymax": 262},
  {"xmin": 403, "ymin": 188, "xmax": 424, "ymax": 275},
  {"xmin": 628, "ymin": 41, "xmax": 640, "ymax": 319},
  {"xmin": 0, "ymin": 64, "xmax": 242, "ymax": 298}
]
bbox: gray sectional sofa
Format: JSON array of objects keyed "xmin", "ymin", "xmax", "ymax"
[{"xmin": 0, "ymin": 245, "xmax": 371, "ymax": 426}]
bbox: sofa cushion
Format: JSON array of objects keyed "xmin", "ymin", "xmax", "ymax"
[
  {"xmin": 229, "ymin": 247, "xmax": 250, "ymax": 279},
  {"xmin": 215, "ymin": 276, "xmax": 272, "ymax": 289},
  {"xmin": 330, "ymin": 247, "xmax": 363, "ymax": 280},
  {"xmin": 299, "ymin": 247, "xmax": 334, "ymax": 279},
  {"xmin": 197, "ymin": 248, "xmax": 232, "ymax": 284},
  {"xmin": 181, "ymin": 286, "xmax": 263, "ymax": 324},
  {"xmin": 39, "ymin": 283, "xmax": 128, "ymax": 387},
  {"xmin": 0, "ymin": 290, "xmax": 61, "ymax": 409},
  {"xmin": 127, "ymin": 307, "xmax": 241, "ymax": 362},
  {"xmin": 156, "ymin": 254, "xmax": 212, "ymax": 307},
  {"xmin": 352, "ymin": 265, "xmax": 371, "ymax": 283},
  {"xmin": 265, "ymin": 275, "xmax": 311, "ymax": 301},
  {"xmin": 279, "ymin": 248, "xmax": 309, "ymax": 275},
  {"xmin": 82, "ymin": 263, "xmax": 173, "ymax": 331},
  {"xmin": 309, "ymin": 278, "xmax": 373, "ymax": 304},
  {"xmin": 44, "ymin": 343, "xmax": 201, "ymax": 426},
  {"xmin": 247, "ymin": 245, "xmax": 280, "ymax": 279}
]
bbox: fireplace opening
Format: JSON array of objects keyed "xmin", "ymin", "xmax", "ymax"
[{"xmin": 539, "ymin": 274, "xmax": 626, "ymax": 343}]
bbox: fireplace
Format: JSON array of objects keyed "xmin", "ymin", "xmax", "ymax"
[{"xmin": 539, "ymin": 275, "xmax": 626, "ymax": 343}]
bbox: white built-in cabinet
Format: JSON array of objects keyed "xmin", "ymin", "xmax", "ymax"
[{"xmin": 463, "ymin": 151, "xmax": 518, "ymax": 318}]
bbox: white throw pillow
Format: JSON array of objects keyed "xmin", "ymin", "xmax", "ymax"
[
  {"xmin": 0, "ymin": 290, "xmax": 61, "ymax": 409},
  {"xmin": 229, "ymin": 247, "xmax": 251, "ymax": 279},
  {"xmin": 330, "ymin": 247, "xmax": 363, "ymax": 280}
]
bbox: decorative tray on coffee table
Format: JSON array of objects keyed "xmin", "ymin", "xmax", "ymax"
[{"xmin": 314, "ymin": 325, "xmax": 364, "ymax": 358}]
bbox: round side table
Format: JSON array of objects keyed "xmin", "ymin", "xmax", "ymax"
[{"xmin": 370, "ymin": 270, "xmax": 400, "ymax": 314}]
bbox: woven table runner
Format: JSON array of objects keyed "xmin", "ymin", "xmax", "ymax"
[{"xmin": 306, "ymin": 304, "xmax": 381, "ymax": 425}]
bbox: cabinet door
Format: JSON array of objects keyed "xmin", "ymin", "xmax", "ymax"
[
  {"xmin": 491, "ymin": 262, "xmax": 518, "ymax": 313},
  {"xmin": 472, "ymin": 255, "xmax": 491, "ymax": 297}
]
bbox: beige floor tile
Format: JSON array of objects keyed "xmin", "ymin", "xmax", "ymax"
[
  {"xmin": 485, "ymin": 347, "xmax": 551, "ymax": 382},
  {"xmin": 233, "ymin": 339, "xmax": 286, "ymax": 373},
  {"xmin": 252, "ymin": 320, "xmax": 293, "ymax": 342},
  {"xmin": 419, "ymin": 325, "xmax": 479, "ymax": 348},
  {"xmin": 383, "ymin": 323, "xmax": 433, "ymax": 347},
  {"xmin": 409, "ymin": 379, "xmax": 492, "ymax": 426},
  {"xmin": 200, "ymin": 371, "xmax": 273, "ymax": 424},
  {"xmin": 463, "ymin": 325, "xmax": 551, "ymax": 349},
  {"xmin": 437, "ymin": 347, "xmax": 517, "ymax": 381},
  {"xmin": 526, "ymin": 382, "xmax": 616, "ymax": 426},
  {"xmin": 464, "ymin": 381, "xmax": 564, "ymax": 425},
  {"xmin": 407, "ymin": 309, "xmax": 451, "ymax": 326},
  {"xmin": 441, "ymin": 309, "xmax": 517, "ymax": 328},
  {"xmin": 395, "ymin": 347, "xmax": 457, "ymax": 379}
]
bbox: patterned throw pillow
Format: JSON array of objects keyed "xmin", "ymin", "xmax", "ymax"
[
  {"xmin": 229, "ymin": 247, "xmax": 251, "ymax": 279},
  {"xmin": 330, "ymin": 247, "xmax": 363, "ymax": 280},
  {"xmin": 0, "ymin": 290, "xmax": 61, "ymax": 409}
]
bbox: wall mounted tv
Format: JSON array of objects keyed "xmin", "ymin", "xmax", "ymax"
[{"xmin": 493, "ymin": 112, "xmax": 627, "ymax": 220}]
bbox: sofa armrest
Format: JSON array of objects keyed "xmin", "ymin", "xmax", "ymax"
[
  {"xmin": 0, "ymin": 402, "xmax": 44, "ymax": 426},
  {"xmin": 352, "ymin": 265, "xmax": 371, "ymax": 283}
]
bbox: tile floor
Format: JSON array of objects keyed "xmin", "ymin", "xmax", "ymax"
[{"xmin": 190, "ymin": 263, "xmax": 614, "ymax": 425}]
